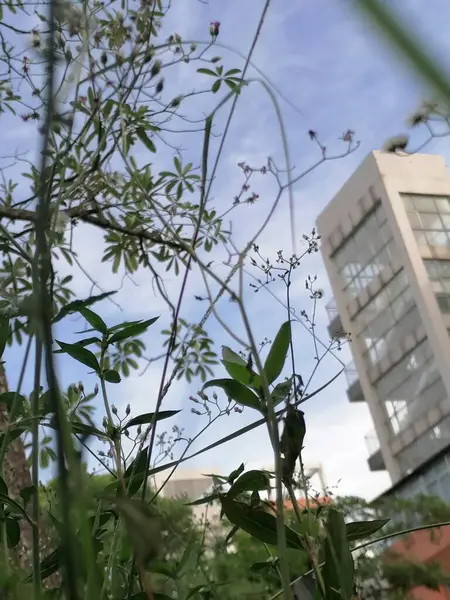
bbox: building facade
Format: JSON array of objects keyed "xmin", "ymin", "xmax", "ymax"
[{"xmin": 316, "ymin": 151, "xmax": 450, "ymax": 496}]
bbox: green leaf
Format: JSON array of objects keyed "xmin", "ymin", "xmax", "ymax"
[
  {"xmin": 79, "ymin": 307, "xmax": 108, "ymax": 334},
  {"xmin": 227, "ymin": 462, "xmax": 245, "ymax": 484},
  {"xmin": 220, "ymin": 497, "xmax": 305, "ymax": 551},
  {"xmin": 26, "ymin": 547, "xmax": 61, "ymax": 582},
  {"xmin": 197, "ymin": 67, "xmax": 217, "ymax": 76},
  {"xmin": 20, "ymin": 485, "xmax": 35, "ymax": 508},
  {"xmin": 203, "ymin": 379, "xmax": 261, "ymax": 411},
  {"xmin": 103, "ymin": 369, "xmax": 121, "ymax": 384},
  {"xmin": 211, "ymin": 79, "xmax": 221, "ymax": 93},
  {"xmin": 136, "ymin": 128, "xmax": 156, "ymax": 153},
  {"xmin": 45, "ymin": 420, "xmax": 108, "ymax": 440},
  {"xmin": 53, "ymin": 291, "xmax": 116, "ymax": 323},
  {"xmin": 323, "ymin": 508, "xmax": 354, "ymax": 600},
  {"xmin": 6, "ymin": 517, "xmax": 20, "ymax": 548},
  {"xmin": 53, "ymin": 336, "xmax": 101, "ymax": 354},
  {"xmin": 0, "ymin": 493, "xmax": 35, "ymax": 525},
  {"xmin": 0, "ymin": 317, "xmax": 11, "ymax": 359},
  {"xmin": 227, "ymin": 470, "xmax": 271, "ymax": 501},
  {"xmin": 124, "ymin": 446, "xmax": 149, "ymax": 480},
  {"xmin": 221, "ymin": 346, "xmax": 261, "ymax": 388},
  {"xmin": 0, "ymin": 392, "xmax": 26, "ymax": 417},
  {"xmin": 271, "ymin": 378, "xmax": 293, "ymax": 405},
  {"xmin": 55, "ymin": 340, "xmax": 101, "ymax": 373},
  {"xmin": 186, "ymin": 493, "xmax": 219, "ymax": 506},
  {"xmin": 109, "ymin": 317, "xmax": 159, "ymax": 344},
  {"xmin": 250, "ymin": 558, "xmax": 278, "ymax": 572},
  {"xmin": 173, "ymin": 532, "xmax": 196, "ymax": 577},
  {"xmin": 123, "ymin": 409, "xmax": 180, "ymax": 430},
  {"xmin": 346, "ymin": 518, "xmax": 389, "ymax": 542},
  {"xmin": 264, "ymin": 321, "xmax": 291, "ymax": 385},
  {"xmin": 186, "ymin": 587, "xmax": 208, "ymax": 600}
]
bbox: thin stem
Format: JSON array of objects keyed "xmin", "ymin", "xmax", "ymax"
[
  {"xmin": 285, "ymin": 482, "xmax": 325, "ymax": 598},
  {"xmin": 31, "ymin": 337, "xmax": 43, "ymax": 597}
]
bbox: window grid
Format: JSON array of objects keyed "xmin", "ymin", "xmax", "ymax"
[
  {"xmin": 396, "ymin": 416, "xmax": 450, "ymax": 479},
  {"xmin": 373, "ymin": 339, "xmax": 445, "ymax": 437},
  {"xmin": 424, "ymin": 258, "xmax": 450, "ymax": 313},
  {"xmin": 360, "ymin": 287, "xmax": 415, "ymax": 366},
  {"xmin": 403, "ymin": 193, "xmax": 450, "ymax": 248},
  {"xmin": 332, "ymin": 204, "xmax": 395, "ymax": 299}
]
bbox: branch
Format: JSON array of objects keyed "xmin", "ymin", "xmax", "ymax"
[{"xmin": 0, "ymin": 203, "xmax": 186, "ymax": 251}]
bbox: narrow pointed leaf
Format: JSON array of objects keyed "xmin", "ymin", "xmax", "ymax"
[
  {"xmin": 136, "ymin": 128, "xmax": 156, "ymax": 152},
  {"xmin": 55, "ymin": 340, "xmax": 100, "ymax": 373},
  {"xmin": 203, "ymin": 379, "xmax": 261, "ymax": 410},
  {"xmin": 227, "ymin": 462, "xmax": 245, "ymax": 484},
  {"xmin": 346, "ymin": 518, "xmax": 389, "ymax": 542},
  {"xmin": 53, "ymin": 291, "xmax": 116, "ymax": 323},
  {"xmin": 123, "ymin": 409, "xmax": 180, "ymax": 430},
  {"xmin": 186, "ymin": 493, "xmax": 219, "ymax": 506},
  {"xmin": 227, "ymin": 470, "xmax": 271, "ymax": 501},
  {"xmin": 0, "ymin": 493, "xmax": 35, "ymax": 525},
  {"xmin": 271, "ymin": 378, "xmax": 293, "ymax": 405},
  {"xmin": 221, "ymin": 346, "xmax": 261, "ymax": 386},
  {"xmin": 323, "ymin": 508, "xmax": 354, "ymax": 600},
  {"xmin": 109, "ymin": 317, "xmax": 159, "ymax": 344},
  {"xmin": 103, "ymin": 369, "xmax": 121, "ymax": 384},
  {"xmin": 79, "ymin": 307, "xmax": 108, "ymax": 334},
  {"xmin": 221, "ymin": 349, "xmax": 261, "ymax": 388},
  {"xmin": 0, "ymin": 317, "xmax": 11, "ymax": 359},
  {"xmin": 264, "ymin": 321, "xmax": 291, "ymax": 385},
  {"xmin": 220, "ymin": 497, "xmax": 305, "ymax": 551}
]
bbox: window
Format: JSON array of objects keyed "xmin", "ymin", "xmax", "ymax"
[
  {"xmin": 397, "ymin": 416, "xmax": 450, "ymax": 474},
  {"xmin": 356, "ymin": 272, "xmax": 416, "ymax": 369},
  {"xmin": 402, "ymin": 193, "xmax": 450, "ymax": 249},
  {"xmin": 424, "ymin": 259, "xmax": 450, "ymax": 314},
  {"xmin": 375, "ymin": 340, "xmax": 444, "ymax": 437},
  {"xmin": 436, "ymin": 293, "xmax": 450, "ymax": 313},
  {"xmin": 332, "ymin": 203, "xmax": 395, "ymax": 298}
]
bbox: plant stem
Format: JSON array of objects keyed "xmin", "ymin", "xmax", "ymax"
[{"xmin": 31, "ymin": 337, "xmax": 43, "ymax": 597}]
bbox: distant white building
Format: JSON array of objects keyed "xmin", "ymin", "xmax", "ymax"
[{"xmin": 153, "ymin": 468, "xmax": 222, "ymax": 527}]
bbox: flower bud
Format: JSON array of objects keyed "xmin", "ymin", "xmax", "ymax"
[
  {"xmin": 126, "ymin": 404, "xmax": 131, "ymax": 416},
  {"xmin": 151, "ymin": 60, "xmax": 161, "ymax": 78}
]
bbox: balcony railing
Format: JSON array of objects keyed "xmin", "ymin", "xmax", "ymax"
[
  {"xmin": 325, "ymin": 297, "xmax": 339, "ymax": 322},
  {"xmin": 344, "ymin": 361, "xmax": 359, "ymax": 386},
  {"xmin": 364, "ymin": 429, "xmax": 380, "ymax": 456}
]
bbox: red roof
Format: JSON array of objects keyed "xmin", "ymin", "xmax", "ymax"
[{"xmin": 268, "ymin": 496, "xmax": 332, "ymax": 511}]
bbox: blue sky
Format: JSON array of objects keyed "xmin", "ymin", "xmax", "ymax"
[{"xmin": 4, "ymin": 0, "xmax": 450, "ymax": 499}]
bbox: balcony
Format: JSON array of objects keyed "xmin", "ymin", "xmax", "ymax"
[
  {"xmin": 325, "ymin": 297, "xmax": 345, "ymax": 339},
  {"xmin": 365, "ymin": 429, "xmax": 386, "ymax": 472},
  {"xmin": 344, "ymin": 361, "xmax": 365, "ymax": 403}
]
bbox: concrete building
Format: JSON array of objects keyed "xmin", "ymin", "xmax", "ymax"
[
  {"xmin": 316, "ymin": 151, "xmax": 450, "ymax": 499},
  {"xmin": 153, "ymin": 468, "xmax": 222, "ymax": 526}
]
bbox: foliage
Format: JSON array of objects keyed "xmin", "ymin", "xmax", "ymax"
[{"xmin": 331, "ymin": 495, "xmax": 450, "ymax": 599}]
